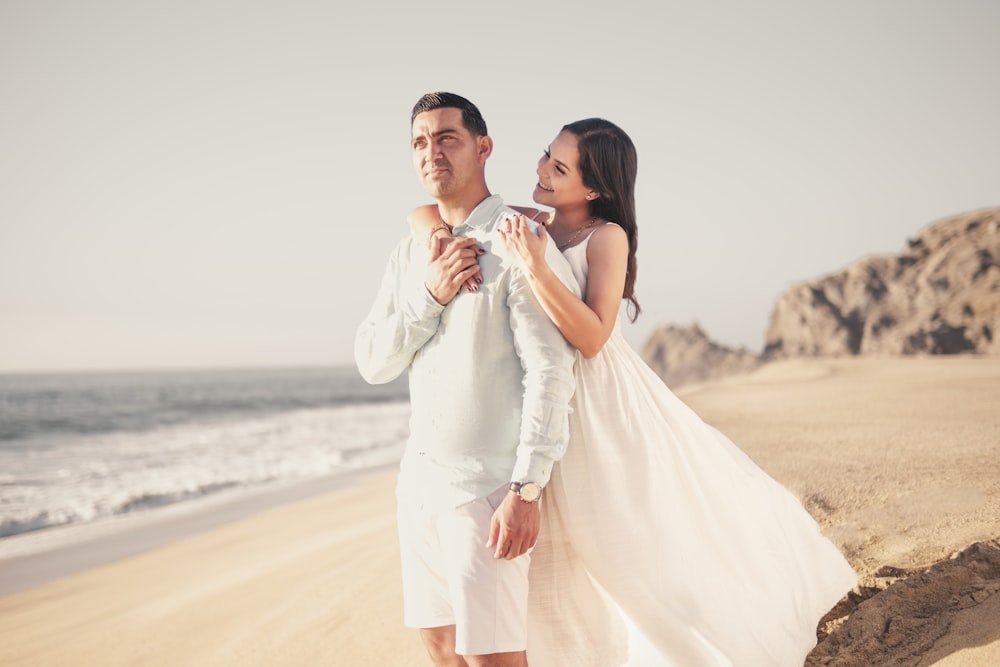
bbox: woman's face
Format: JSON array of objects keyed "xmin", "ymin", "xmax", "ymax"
[{"xmin": 532, "ymin": 130, "xmax": 593, "ymax": 208}]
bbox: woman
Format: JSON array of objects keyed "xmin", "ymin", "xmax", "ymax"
[{"xmin": 410, "ymin": 119, "xmax": 856, "ymax": 666}]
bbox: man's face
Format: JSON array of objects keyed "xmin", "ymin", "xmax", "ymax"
[{"xmin": 411, "ymin": 107, "xmax": 487, "ymax": 199}]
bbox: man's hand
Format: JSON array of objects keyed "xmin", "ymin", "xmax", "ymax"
[
  {"xmin": 425, "ymin": 236, "xmax": 484, "ymax": 304},
  {"xmin": 486, "ymin": 491, "xmax": 540, "ymax": 560}
]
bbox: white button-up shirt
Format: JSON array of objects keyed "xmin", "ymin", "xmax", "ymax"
[{"xmin": 355, "ymin": 195, "xmax": 580, "ymax": 509}]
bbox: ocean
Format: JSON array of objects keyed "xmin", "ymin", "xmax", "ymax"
[{"xmin": 0, "ymin": 366, "xmax": 410, "ymax": 552}]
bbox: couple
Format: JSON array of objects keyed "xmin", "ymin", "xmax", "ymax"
[{"xmin": 354, "ymin": 91, "xmax": 857, "ymax": 666}]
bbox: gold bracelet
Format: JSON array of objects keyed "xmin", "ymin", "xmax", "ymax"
[{"xmin": 426, "ymin": 222, "xmax": 452, "ymax": 248}]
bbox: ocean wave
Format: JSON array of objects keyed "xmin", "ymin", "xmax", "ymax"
[
  {"xmin": 0, "ymin": 366, "xmax": 408, "ymax": 442},
  {"xmin": 0, "ymin": 510, "xmax": 75, "ymax": 539},
  {"xmin": 0, "ymin": 400, "xmax": 411, "ymax": 541},
  {"xmin": 115, "ymin": 481, "xmax": 246, "ymax": 514},
  {"xmin": 0, "ymin": 482, "xmax": 257, "ymax": 539}
]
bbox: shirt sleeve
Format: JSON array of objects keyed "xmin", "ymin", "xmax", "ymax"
[
  {"xmin": 354, "ymin": 238, "xmax": 445, "ymax": 385},
  {"xmin": 507, "ymin": 233, "xmax": 582, "ymax": 486}
]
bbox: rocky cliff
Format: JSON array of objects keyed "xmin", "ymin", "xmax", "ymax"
[
  {"xmin": 764, "ymin": 208, "xmax": 1000, "ymax": 358},
  {"xmin": 641, "ymin": 323, "xmax": 760, "ymax": 387}
]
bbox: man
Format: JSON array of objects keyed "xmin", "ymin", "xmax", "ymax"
[{"xmin": 354, "ymin": 92, "xmax": 580, "ymax": 666}]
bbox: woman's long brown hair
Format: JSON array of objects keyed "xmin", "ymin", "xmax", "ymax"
[{"xmin": 563, "ymin": 118, "xmax": 641, "ymax": 321}]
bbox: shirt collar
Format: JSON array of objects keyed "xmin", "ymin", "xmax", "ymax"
[{"xmin": 452, "ymin": 194, "xmax": 505, "ymax": 232}]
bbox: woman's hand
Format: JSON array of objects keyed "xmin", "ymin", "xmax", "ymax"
[{"xmin": 499, "ymin": 215, "xmax": 548, "ymax": 274}]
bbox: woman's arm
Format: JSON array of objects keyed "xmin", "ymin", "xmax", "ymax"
[
  {"xmin": 501, "ymin": 216, "xmax": 628, "ymax": 359},
  {"xmin": 408, "ymin": 205, "xmax": 547, "ymax": 241},
  {"xmin": 407, "ymin": 204, "xmax": 451, "ymax": 247}
]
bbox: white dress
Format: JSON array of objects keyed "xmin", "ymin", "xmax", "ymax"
[{"xmin": 525, "ymin": 228, "xmax": 857, "ymax": 667}]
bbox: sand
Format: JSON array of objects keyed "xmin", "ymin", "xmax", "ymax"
[{"xmin": 1, "ymin": 356, "xmax": 997, "ymax": 666}]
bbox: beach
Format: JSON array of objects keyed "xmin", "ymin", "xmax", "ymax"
[{"xmin": 1, "ymin": 356, "xmax": 998, "ymax": 666}]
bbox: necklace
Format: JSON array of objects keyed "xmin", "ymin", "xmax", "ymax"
[{"xmin": 556, "ymin": 217, "xmax": 600, "ymax": 250}]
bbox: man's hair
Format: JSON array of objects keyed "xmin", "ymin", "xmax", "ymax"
[{"xmin": 411, "ymin": 92, "xmax": 488, "ymax": 137}]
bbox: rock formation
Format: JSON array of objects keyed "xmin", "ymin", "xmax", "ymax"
[
  {"xmin": 641, "ymin": 322, "xmax": 760, "ymax": 387},
  {"xmin": 764, "ymin": 208, "xmax": 1000, "ymax": 358},
  {"xmin": 806, "ymin": 540, "xmax": 1000, "ymax": 666}
]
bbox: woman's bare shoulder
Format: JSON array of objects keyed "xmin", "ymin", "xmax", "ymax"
[
  {"xmin": 586, "ymin": 220, "xmax": 629, "ymax": 255},
  {"xmin": 592, "ymin": 220, "xmax": 628, "ymax": 241}
]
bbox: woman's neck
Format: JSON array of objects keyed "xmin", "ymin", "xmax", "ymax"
[{"xmin": 550, "ymin": 205, "xmax": 595, "ymax": 231}]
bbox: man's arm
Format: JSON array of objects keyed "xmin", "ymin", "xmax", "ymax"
[
  {"xmin": 354, "ymin": 239, "xmax": 444, "ymax": 384},
  {"xmin": 356, "ymin": 234, "xmax": 486, "ymax": 383},
  {"xmin": 488, "ymin": 235, "xmax": 581, "ymax": 559}
]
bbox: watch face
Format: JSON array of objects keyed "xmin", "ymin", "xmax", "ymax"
[{"xmin": 519, "ymin": 482, "xmax": 542, "ymax": 502}]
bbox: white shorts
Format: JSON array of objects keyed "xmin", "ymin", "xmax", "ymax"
[{"xmin": 397, "ymin": 487, "xmax": 531, "ymax": 656}]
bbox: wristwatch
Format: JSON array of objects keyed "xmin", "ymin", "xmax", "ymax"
[{"xmin": 509, "ymin": 481, "xmax": 543, "ymax": 503}]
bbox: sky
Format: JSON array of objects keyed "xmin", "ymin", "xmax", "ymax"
[{"xmin": 1, "ymin": 1, "xmax": 998, "ymax": 373}]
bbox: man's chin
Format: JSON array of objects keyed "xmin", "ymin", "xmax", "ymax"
[{"xmin": 422, "ymin": 181, "xmax": 454, "ymax": 199}]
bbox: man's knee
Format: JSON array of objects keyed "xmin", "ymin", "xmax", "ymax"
[{"xmin": 420, "ymin": 626, "xmax": 466, "ymax": 667}]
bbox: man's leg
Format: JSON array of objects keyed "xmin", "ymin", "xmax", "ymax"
[
  {"xmin": 441, "ymin": 489, "xmax": 532, "ymax": 665},
  {"xmin": 463, "ymin": 650, "xmax": 528, "ymax": 667},
  {"xmin": 399, "ymin": 500, "xmax": 460, "ymax": 665},
  {"xmin": 420, "ymin": 626, "xmax": 468, "ymax": 667}
]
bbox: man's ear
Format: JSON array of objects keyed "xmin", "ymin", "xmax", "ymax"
[{"xmin": 478, "ymin": 135, "xmax": 494, "ymax": 163}]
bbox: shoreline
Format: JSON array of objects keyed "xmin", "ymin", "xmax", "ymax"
[
  {"xmin": 1, "ymin": 356, "xmax": 998, "ymax": 666},
  {"xmin": 0, "ymin": 463, "xmax": 398, "ymax": 597}
]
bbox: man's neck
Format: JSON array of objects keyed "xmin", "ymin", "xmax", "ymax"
[{"xmin": 437, "ymin": 188, "xmax": 492, "ymax": 229}]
